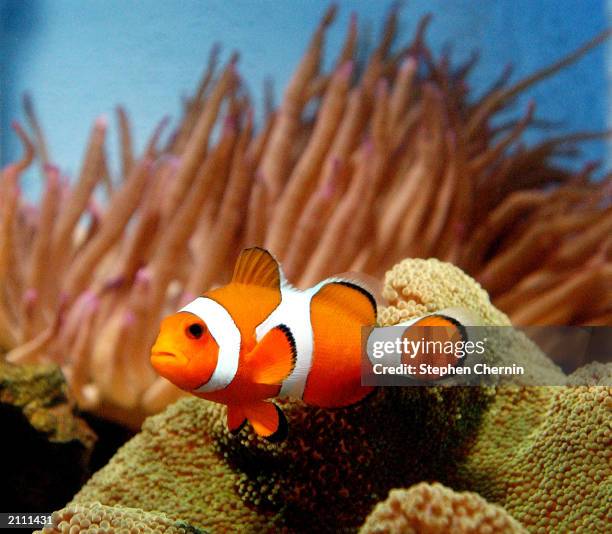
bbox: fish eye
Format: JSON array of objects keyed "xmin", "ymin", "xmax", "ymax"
[{"xmin": 185, "ymin": 323, "xmax": 205, "ymax": 340}]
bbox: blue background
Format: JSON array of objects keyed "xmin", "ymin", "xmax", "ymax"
[{"xmin": 1, "ymin": 0, "xmax": 609, "ymax": 187}]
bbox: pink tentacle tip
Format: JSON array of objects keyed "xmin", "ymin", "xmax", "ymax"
[
  {"xmin": 331, "ymin": 156, "xmax": 343, "ymax": 174},
  {"xmin": 254, "ymin": 170, "xmax": 266, "ymax": 184},
  {"xmin": 321, "ymin": 178, "xmax": 336, "ymax": 200},
  {"xmin": 95, "ymin": 115, "xmax": 109, "ymax": 129},
  {"xmin": 84, "ymin": 294, "xmax": 100, "ymax": 312},
  {"xmin": 363, "ymin": 137, "xmax": 375, "ymax": 154},
  {"xmin": 43, "ymin": 164, "xmax": 60, "ymax": 176},
  {"xmin": 401, "ymin": 56, "xmax": 417, "ymax": 74},
  {"xmin": 80, "ymin": 289, "xmax": 96, "ymax": 304},
  {"xmin": 224, "ymin": 115, "xmax": 238, "ymax": 132},
  {"xmin": 123, "ymin": 311, "xmax": 137, "ymax": 327},
  {"xmin": 135, "ymin": 268, "xmax": 152, "ymax": 286},
  {"xmin": 88, "ymin": 200, "xmax": 102, "ymax": 219},
  {"xmin": 376, "ymin": 78, "xmax": 389, "ymax": 98},
  {"xmin": 341, "ymin": 60, "xmax": 354, "ymax": 78},
  {"xmin": 23, "ymin": 288, "xmax": 38, "ymax": 305},
  {"xmin": 156, "ymin": 154, "xmax": 181, "ymax": 173}
]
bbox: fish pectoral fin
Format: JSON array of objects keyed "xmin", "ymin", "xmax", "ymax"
[
  {"xmin": 231, "ymin": 247, "xmax": 281, "ymax": 289},
  {"xmin": 247, "ymin": 324, "xmax": 296, "ymax": 385},
  {"xmin": 244, "ymin": 401, "xmax": 288, "ymax": 441},
  {"xmin": 226, "ymin": 405, "xmax": 247, "ymax": 434}
]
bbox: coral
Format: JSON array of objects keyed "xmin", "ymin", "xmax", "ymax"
[
  {"xmin": 1, "ymin": 5, "xmax": 610, "ymax": 427},
  {"xmin": 0, "ymin": 360, "xmax": 96, "ymax": 510},
  {"xmin": 452, "ymin": 377, "xmax": 612, "ymax": 532},
  {"xmin": 36, "ymin": 502, "xmax": 205, "ymax": 534},
  {"xmin": 70, "ymin": 398, "xmax": 279, "ymax": 532},
  {"xmin": 359, "ymin": 482, "xmax": 525, "ymax": 533},
  {"xmin": 70, "ymin": 388, "xmax": 493, "ymax": 532},
  {"xmin": 567, "ymin": 360, "xmax": 612, "ymax": 385},
  {"xmin": 379, "ymin": 257, "xmax": 566, "ymax": 386},
  {"xmin": 379, "ymin": 257, "xmax": 512, "ymax": 326}
]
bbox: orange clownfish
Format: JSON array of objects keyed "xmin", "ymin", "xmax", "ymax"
[{"xmin": 150, "ymin": 247, "xmax": 469, "ymax": 440}]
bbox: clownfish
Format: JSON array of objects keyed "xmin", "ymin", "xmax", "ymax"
[{"xmin": 150, "ymin": 247, "xmax": 470, "ymax": 440}]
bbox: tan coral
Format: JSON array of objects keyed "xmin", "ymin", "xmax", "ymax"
[
  {"xmin": 71, "ymin": 384, "xmax": 496, "ymax": 532},
  {"xmin": 379, "ymin": 258, "xmax": 566, "ymax": 386},
  {"xmin": 70, "ymin": 398, "xmax": 281, "ymax": 532},
  {"xmin": 453, "ymin": 379, "xmax": 612, "ymax": 533},
  {"xmin": 359, "ymin": 482, "xmax": 526, "ymax": 534},
  {"xmin": 36, "ymin": 502, "xmax": 202, "ymax": 534},
  {"xmin": 379, "ymin": 257, "xmax": 512, "ymax": 326}
]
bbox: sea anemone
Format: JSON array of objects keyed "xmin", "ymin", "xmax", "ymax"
[{"xmin": 0, "ymin": 6, "xmax": 609, "ymax": 425}]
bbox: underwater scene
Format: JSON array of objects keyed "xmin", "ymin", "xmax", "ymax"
[{"xmin": 0, "ymin": 1, "xmax": 611, "ymax": 533}]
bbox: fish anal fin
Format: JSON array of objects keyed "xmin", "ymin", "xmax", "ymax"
[
  {"xmin": 313, "ymin": 280, "xmax": 377, "ymax": 324},
  {"xmin": 248, "ymin": 324, "xmax": 296, "ymax": 385},
  {"xmin": 227, "ymin": 405, "xmax": 247, "ymax": 434},
  {"xmin": 244, "ymin": 401, "xmax": 288, "ymax": 441},
  {"xmin": 232, "ymin": 247, "xmax": 281, "ymax": 289}
]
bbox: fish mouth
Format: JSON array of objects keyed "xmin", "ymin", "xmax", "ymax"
[
  {"xmin": 151, "ymin": 351, "xmax": 176, "ymax": 358},
  {"xmin": 151, "ymin": 351, "xmax": 181, "ymax": 364},
  {"xmin": 150, "ymin": 350, "xmax": 189, "ymax": 367}
]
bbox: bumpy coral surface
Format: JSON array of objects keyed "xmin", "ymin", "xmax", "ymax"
[
  {"xmin": 359, "ymin": 482, "xmax": 525, "ymax": 533},
  {"xmin": 566, "ymin": 361, "xmax": 612, "ymax": 386},
  {"xmin": 72, "ymin": 388, "xmax": 492, "ymax": 532},
  {"xmin": 71, "ymin": 399, "xmax": 275, "ymax": 532},
  {"xmin": 454, "ymin": 378, "xmax": 611, "ymax": 532},
  {"xmin": 379, "ymin": 258, "xmax": 512, "ymax": 327},
  {"xmin": 36, "ymin": 502, "xmax": 204, "ymax": 534},
  {"xmin": 379, "ymin": 258, "xmax": 566, "ymax": 386}
]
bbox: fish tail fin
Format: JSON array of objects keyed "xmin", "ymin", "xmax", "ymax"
[{"xmin": 398, "ymin": 309, "xmax": 477, "ymax": 379}]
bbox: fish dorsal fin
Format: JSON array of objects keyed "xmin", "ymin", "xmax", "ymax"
[
  {"xmin": 232, "ymin": 247, "xmax": 281, "ymax": 289},
  {"xmin": 313, "ymin": 279, "xmax": 377, "ymax": 325}
]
